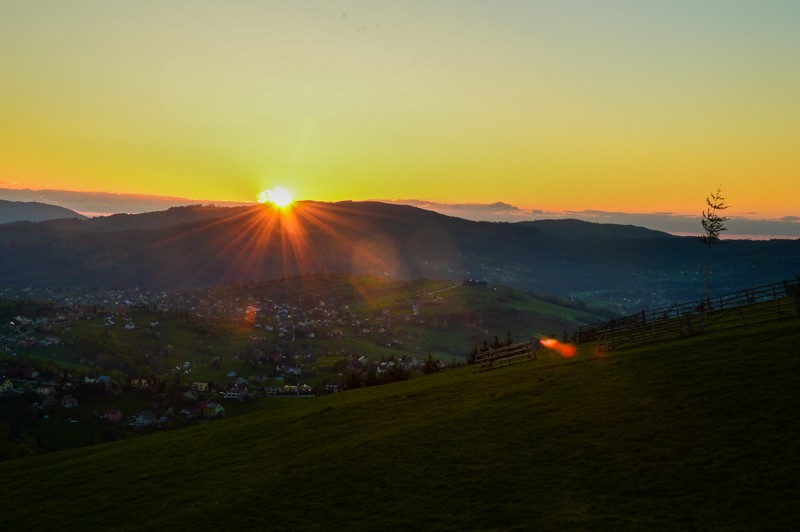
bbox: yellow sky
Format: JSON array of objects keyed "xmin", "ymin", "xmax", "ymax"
[{"xmin": 1, "ymin": 1, "xmax": 799, "ymax": 218}]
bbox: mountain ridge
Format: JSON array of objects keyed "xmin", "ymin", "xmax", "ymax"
[
  {"xmin": 0, "ymin": 201, "xmax": 797, "ymax": 310},
  {"xmin": 518, "ymin": 218, "xmax": 676, "ymax": 240}
]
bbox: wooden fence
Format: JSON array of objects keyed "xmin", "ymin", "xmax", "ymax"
[
  {"xmin": 473, "ymin": 340, "xmax": 539, "ymax": 373},
  {"xmin": 580, "ymin": 279, "xmax": 800, "ymax": 352}
]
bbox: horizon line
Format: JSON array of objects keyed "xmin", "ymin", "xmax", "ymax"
[{"xmin": 1, "ymin": 187, "xmax": 798, "ymax": 240}]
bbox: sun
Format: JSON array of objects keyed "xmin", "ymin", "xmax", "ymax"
[{"xmin": 257, "ymin": 186, "xmax": 294, "ymax": 208}]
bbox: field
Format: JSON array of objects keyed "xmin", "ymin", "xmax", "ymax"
[{"xmin": 1, "ymin": 310, "xmax": 798, "ymax": 530}]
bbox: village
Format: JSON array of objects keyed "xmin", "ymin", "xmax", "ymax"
[{"xmin": 0, "ymin": 281, "xmax": 455, "ymax": 455}]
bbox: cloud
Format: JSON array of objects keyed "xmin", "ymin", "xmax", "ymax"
[
  {"xmin": 377, "ymin": 199, "xmax": 525, "ymax": 223},
  {"xmin": 382, "ymin": 199, "xmax": 800, "ymax": 239},
  {"xmin": 0, "ymin": 188, "xmax": 251, "ymax": 217},
  {"xmin": 385, "ymin": 199, "xmax": 520, "ymax": 215}
]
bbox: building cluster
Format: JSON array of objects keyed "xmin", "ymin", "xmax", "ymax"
[{"xmin": 1, "ymin": 282, "xmax": 456, "ymax": 358}]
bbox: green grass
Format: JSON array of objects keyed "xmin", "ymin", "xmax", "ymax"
[{"xmin": 1, "ymin": 316, "xmax": 798, "ymax": 530}]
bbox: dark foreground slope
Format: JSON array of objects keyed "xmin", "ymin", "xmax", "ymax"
[{"xmin": 1, "ymin": 316, "xmax": 798, "ymax": 530}]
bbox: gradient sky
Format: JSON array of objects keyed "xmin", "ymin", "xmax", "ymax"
[{"xmin": 1, "ymin": 1, "xmax": 799, "ymax": 219}]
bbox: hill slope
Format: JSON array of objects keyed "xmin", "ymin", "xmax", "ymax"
[
  {"xmin": 518, "ymin": 218, "xmax": 676, "ymax": 240},
  {"xmin": 1, "ymin": 317, "xmax": 798, "ymax": 530},
  {"xmin": 0, "ymin": 199, "xmax": 86, "ymax": 224}
]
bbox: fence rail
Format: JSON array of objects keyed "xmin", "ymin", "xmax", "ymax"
[
  {"xmin": 473, "ymin": 341, "xmax": 539, "ymax": 373},
  {"xmin": 582, "ymin": 279, "xmax": 800, "ymax": 351}
]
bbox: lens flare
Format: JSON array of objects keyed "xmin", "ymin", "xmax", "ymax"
[
  {"xmin": 243, "ymin": 305, "xmax": 258, "ymax": 327},
  {"xmin": 540, "ymin": 337, "xmax": 577, "ymax": 358}
]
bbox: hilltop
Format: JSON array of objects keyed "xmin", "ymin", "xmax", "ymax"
[{"xmin": 1, "ymin": 313, "xmax": 798, "ymax": 530}]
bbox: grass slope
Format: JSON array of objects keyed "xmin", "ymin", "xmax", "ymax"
[{"xmin": 2, "ymin": 318, "xmax": 799, "ymax": 530}]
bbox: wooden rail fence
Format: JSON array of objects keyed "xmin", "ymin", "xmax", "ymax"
[
  {"xmin": 473, "ymin": 340, "xmax": 540, "ymax": 373},
  {"xmin": 578, "ymin": 279, "xmax": 800, "ymax": 352}
]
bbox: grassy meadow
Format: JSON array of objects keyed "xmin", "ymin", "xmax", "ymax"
[{"xmin": 1, "ymin": 314, "xmax": 798, "ymax": 530}]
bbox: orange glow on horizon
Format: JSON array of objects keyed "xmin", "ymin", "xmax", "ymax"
[{"xmin": 3, "ymin": 3, "xmax": 800, "ymax": 220}]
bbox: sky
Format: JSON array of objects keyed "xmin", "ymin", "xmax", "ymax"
[{"xmin": 1, "ymin": 1, "xmax": 799, "ymax": 235}]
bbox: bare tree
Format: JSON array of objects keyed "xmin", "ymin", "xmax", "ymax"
[{"xmin": 700, "ymin": 186, "xmax": 729, "ymax": 311}]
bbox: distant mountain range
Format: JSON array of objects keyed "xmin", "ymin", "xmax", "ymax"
[
  {"xmin": 1, "ymin": 201, "xmax": 798, "ymax": 311},
  {"xmin": 0, "ymin": 199, "xmax": 86, "ymax": 224}
]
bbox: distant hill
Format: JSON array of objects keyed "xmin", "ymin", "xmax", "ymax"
[
  {"xmin": 518, "ymin": 218, "xmax": 676, "ymax": 240},
  {"xmin": 0, "ymin": 199, "xmax": 86, "ymax": 224},
  {"xmin": 81, "ymin": 204, "xmax": 251, "ymax": 232},
  {"xmin": 0, "ymin": 201, "xmax": 797, "ymax": 310},
  {"xmin": 1, "ymin": 317, "xmax": 797, "ymax": 529}
]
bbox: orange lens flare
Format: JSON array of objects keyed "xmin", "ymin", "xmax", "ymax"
[
  {"xmin": 540, "ymin": 338, "xmax": 577, "ymax": 358},
  {"xmin": 243, "ymin": 305, "xmax": 257, "ymax": 326}
]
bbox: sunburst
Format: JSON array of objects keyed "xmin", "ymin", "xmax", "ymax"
[{"xmin": 257, "ymin": 186, "xmax": 293, "ymax": 209}]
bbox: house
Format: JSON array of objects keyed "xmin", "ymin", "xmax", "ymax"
[
  {"xmin": 0, "ymin": 377, "xmax": 13, "ymax": 395},
  {"xmin": 224, "ymin": 389, "xmax": 242, "ymax": 400},
  {"xmin": 224, "ymin": 383, "xmax": 248, "ymax": 401},
  {"xmin": 42, "ymin": 394, "xmax": 59, "ymax": 407},
  {"xmin": 102, "ymin": 408, "xmax": 124, "ymax": 423},
  {"xmin": 202, "ymin": 402, "xmax": 224, "ymax": 418},
  {"xmin": 61, "ymin": 394, "xmax": 79, "ymax": 408},
  {"xmin": 191, "ymin": 382, "xmax": 209, "ymax": 392},
  {"xmin": 97, "ymin": 376, "xmax": 117, "ymax": 394},
  {"xmin": 132, "ymin": 410, "xmax": 157, "ymax": 427},
  {"xmin": 37, "ymin": 384, "xmax": 56, "ymax": 396}
]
